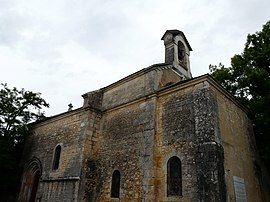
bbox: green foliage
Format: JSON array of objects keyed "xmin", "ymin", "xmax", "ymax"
[
  {"xmin": 209, "ymin": 21, "xmax": 270, "ymax": 169},
  {"xmin": 0, "ymin": 83, "xmax": 49, "ymax": 201}
]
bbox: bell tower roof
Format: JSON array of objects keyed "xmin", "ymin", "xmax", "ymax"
[{"xmin": 161, "ymin": 30, "xmax": 192, "ymax": 51}]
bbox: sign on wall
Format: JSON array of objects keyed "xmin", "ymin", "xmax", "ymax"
[{"xmin": 233, "ymin": 176, "xmax": 247, "ymax": 202}]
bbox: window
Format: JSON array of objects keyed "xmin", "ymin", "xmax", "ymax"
[
  {"xmin": 52, "ymin": 145, "xmax": 61, "ymax": 170},
  {"xmin": 111, "ymin": 170, "xmax": 120, "ymax": 198},
  {"xmin": 178, "ymin": 41, "xmax": 185, "ymax": 62},
  {"xmin": 167, "ymin": 156, "xmax": 182, "ymax": 196}
]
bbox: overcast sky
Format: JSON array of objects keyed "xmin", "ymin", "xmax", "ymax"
[{"xmin": 1, "ymin": 0, "xmax": 269, "ymax": 116}]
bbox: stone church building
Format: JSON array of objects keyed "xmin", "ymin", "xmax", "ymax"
[{"xmin": 19, "ymin": 30, "xmax": 265, "ymax": 201}]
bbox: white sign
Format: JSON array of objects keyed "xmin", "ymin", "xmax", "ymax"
[{"xmin": 233, "ymin": 176, "xmax": 247, "ymax": 202}]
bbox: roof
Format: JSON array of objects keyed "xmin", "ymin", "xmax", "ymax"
[{"xmin": 161, "ymin": 29, "xmax": 193, "ymax": 51}]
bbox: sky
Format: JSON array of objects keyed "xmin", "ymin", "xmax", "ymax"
[{"xmin": 0, "ymin": 0, "xmax": 269, "ymax": 116}]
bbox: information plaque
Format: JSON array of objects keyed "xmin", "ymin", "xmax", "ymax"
[{"xmin": 233, "ymin": 176, "xmax": 247, "ymax": 202}]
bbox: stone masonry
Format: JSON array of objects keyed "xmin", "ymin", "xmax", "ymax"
[{"xmin": 19, "ymin": 30, "xmax": 265, "ymax": 202}]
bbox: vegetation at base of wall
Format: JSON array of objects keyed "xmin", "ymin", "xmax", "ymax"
[
  {"xmin": 0, "ymin": 83, "xmax": 49, "ymax": 201},
  {"xmin": 209, "ymin": 21, "xmax": 270, "ymax": 170}
]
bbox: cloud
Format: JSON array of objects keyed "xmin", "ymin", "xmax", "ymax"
[{"xmin": 0, "ymin": 0, "xmax": 269, "ymax": 116}]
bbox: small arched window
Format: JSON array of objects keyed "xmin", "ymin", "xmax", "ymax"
[
  {"xmin": 111, "ymin": 170, "xmax": 120, "ymax": 198},
  {"xmin": 167, "ymin": 156, "xmax": 182, "ymax": 196},
  {"xmin": 178, "ymin": 41, "xmax": 186, "ymax": 62},
  {"xmin": 52, "ymin": 145, "xmax": 61, "ymax": 170}
]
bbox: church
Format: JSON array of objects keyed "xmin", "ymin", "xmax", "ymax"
[{"xmin": 18, "ymin": 30, "xmax": 264, "ymax": 201}]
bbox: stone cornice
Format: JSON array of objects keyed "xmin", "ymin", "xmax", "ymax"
[
  {"xmin": 40, "ymin": 176, "xmax": 80, "ymax": 182},
  {"xmin": 31, "ymin": 107, "xmax": 97, "ymax": 128}
]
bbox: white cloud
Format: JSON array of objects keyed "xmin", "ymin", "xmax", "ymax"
[{"xmin": 0, "ymin": 0, "xmax": 269, "ymax": 116}]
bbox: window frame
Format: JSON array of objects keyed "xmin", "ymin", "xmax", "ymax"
[
  {"xmin": 111, "ymin": 170, "xmax": 121, "ymax": 198},
  {"xmin": 177, "ymin": 41, "xmax": 187, "ymax": 69},
  {"xmin": 167, "ymin": 156, "xmax": 182, "ymax": 197},
  {"xmin": 52, "ymin": 144, "xmax": 62, "ymax": 171}
]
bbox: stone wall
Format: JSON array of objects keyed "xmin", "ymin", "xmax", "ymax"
[
  {"xmin": 20, "ymin": 74, "xmax": 264, "ymax": 202},
  {"xmin": 157, "ymin": 86, "xmax": 197, "ymax": 201},
  {"xmin": 102, "ymin": 69, "xmax": 160, "ymax": 110},
  {"xmin": 155, "ymin": 81, "xmax": 226, "ymax": 201},
  {"xmin": 159, "ymin": 68, "xmax": 182, "ymax": 89},
  {"xmin": 101, "ymin": 66, "xmax": 180, "ymax": 110},
  {"xmin": 83, "ymin": 98, "xmax": 156, "ymax": 201},
  {"xmin": 165, "ymin": 45, "xmax": 174, "ymax": 63},
  {"xmin": 213, "ymin": 86, "xmax": 263, "ymax": 202},
  {"xmin": 38, "ymin": 180, "xmax": 79, "ymax": 202},
  {"xmin": 78, "ymin": 110, "xmax": 102, "ymax": 202},
  {"xmin": 21, "ymin": 108, "xmax": 93, "ymax": 201}
]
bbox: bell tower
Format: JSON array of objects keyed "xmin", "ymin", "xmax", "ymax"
[{"xmin": 161, "ymin": 30, "xmax": 192, "ymax": 79}]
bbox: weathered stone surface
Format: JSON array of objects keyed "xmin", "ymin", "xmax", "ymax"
[
  {"xmin": 213, "ymin": 86, "xmax": 265, "ymax": 202},
  {"xmin": 82, "ymin": 89, "xmax": 103, "ymax": 110},
  {"xmin": 163, "ymin": 92, "xmax": 195, "ymax": 143},
  {"xmin": 83, "ymin": 98, "xmax": 156, "ymax": 201},
  {"xmin": 19, "ymin": 75, "xmax": 263, "ymax": 202},
  {"xmin": 165, "ymin": 46, "xmax": 174, "ymax": 63},
  {"xmin": 196, "ymin": 142, "xmax": 226, "ymax": 202},
  {"xmin": 19, "ymin": 30, "xmax": 264, "ymax": 202}
]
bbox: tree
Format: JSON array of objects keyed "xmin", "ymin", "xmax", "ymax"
[
  {"xmin": 209, "ymin": 21, "xmax": 270, "ymax": 169},
  {"xmin": 0, "ymin": 83, "xmax": 49, "ymax": 201}
]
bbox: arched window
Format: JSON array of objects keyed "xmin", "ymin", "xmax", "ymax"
[
  {"xmin": 52, "ymin": 145, "xmax": 61, "ymax": 170},
  {"xmin": 178, "ymin": 41, "xmax": 186, "ymax": 63},
  {"xmin": 111, "ymin": 170, "xmax": 120, "ymax": 198},
  {"xmin": 167, "ymin": 156, "xmax": 182, "ymax": 196}
]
